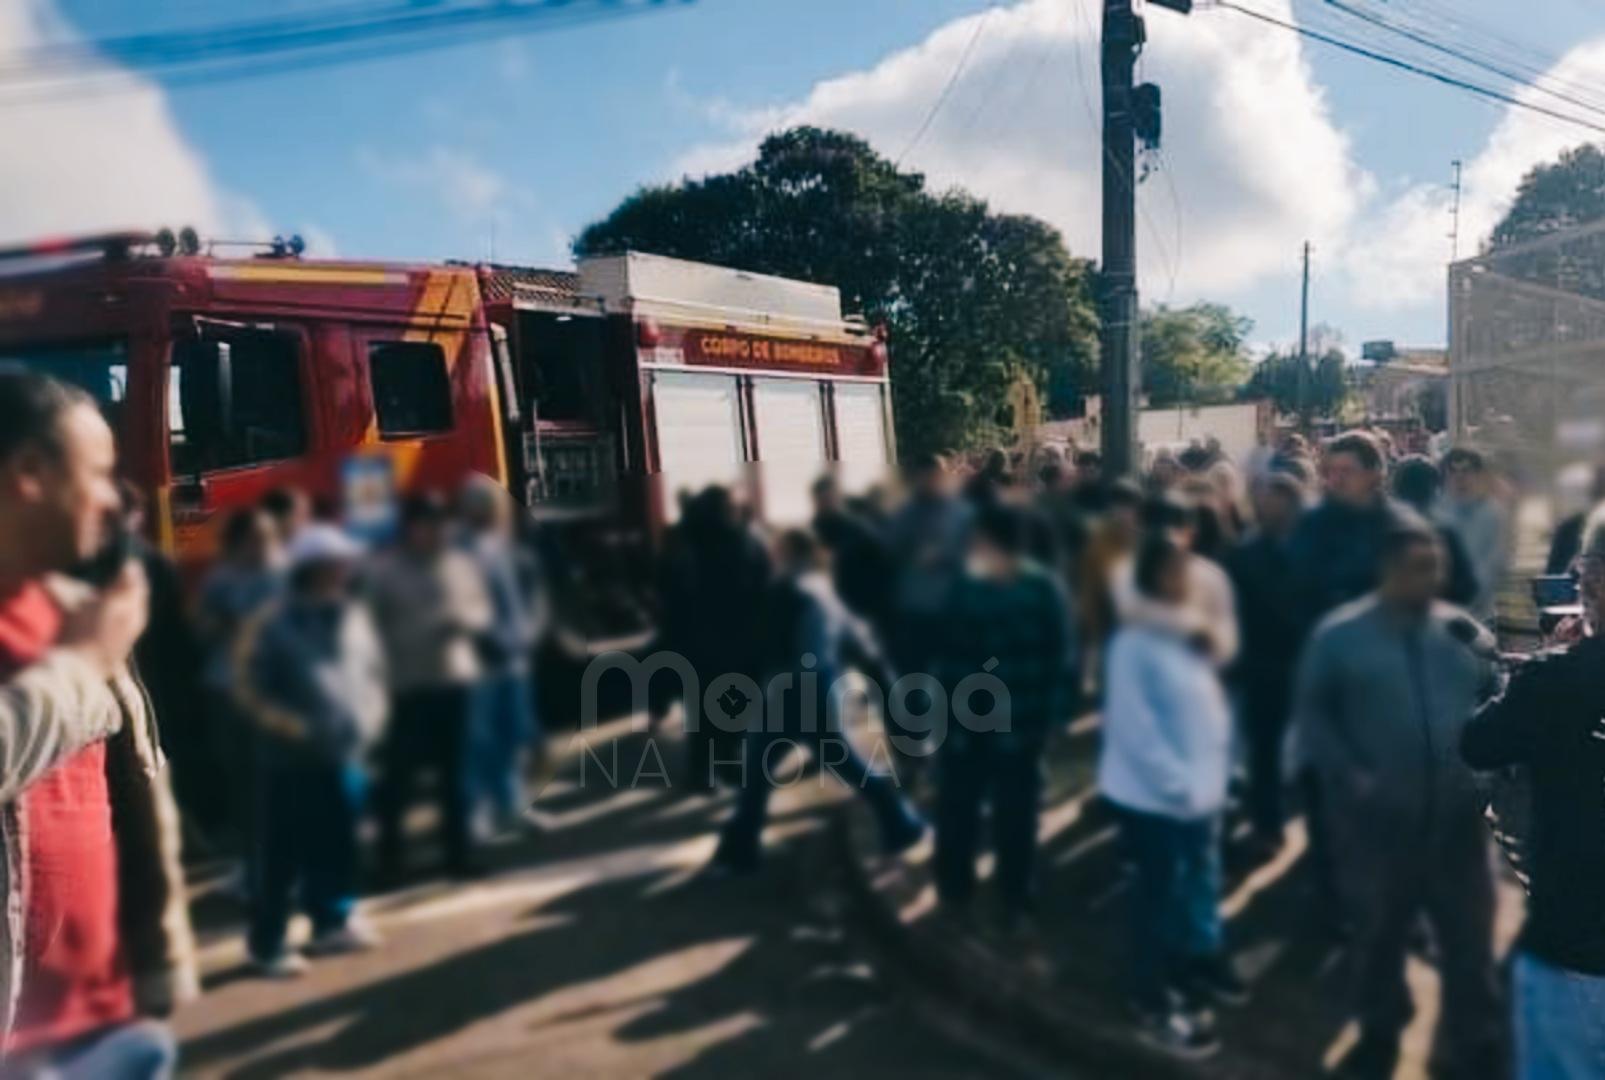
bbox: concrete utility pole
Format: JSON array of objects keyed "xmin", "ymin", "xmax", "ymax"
[
  {"xmin": 1448, "ymin": 158, "xmax": 1464, "ymax": 262},
  {"xmin": 1100, "ymin": 0, "xmax": 1188, "ymax": 475},
  {"xmin": 1299, "ymin": 240, "xmax": 1311, "ymax": 364},
  {"xmin": 1099, "ymin": 0, "xmax": 1141, "ymax": 476},
  {"xmin": 1298, "ymin": 240, "xmax": 1311, "ymax": 417}
]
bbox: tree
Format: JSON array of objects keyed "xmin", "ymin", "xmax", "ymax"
[
  {"xmin": 575, "ymin": 127, "xmax": 1100, "ymax": 457},
  {"xmin": 1490, "ymin": 144, "xmax": 1605, "ymax": 249},
  {"xmin": 1243, "ymin": 335, "xmax": 1349, "ymax": 421},
  {"xmin": 1138, "ymin": 303, "xmax": 1252, "ymax": 407}
]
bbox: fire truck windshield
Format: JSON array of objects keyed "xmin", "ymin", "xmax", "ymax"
[{"xmin": 0, "ymin": 340, "xmax": 129, "ymax": 429}]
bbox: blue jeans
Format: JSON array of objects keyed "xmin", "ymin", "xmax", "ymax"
[
  {"xmin": 1514, "ymin": 951, "xmax": 1605, "ymax": 1079},
  {"xmin": 249, "ymin": 750, "xmax": 365, "ymax": 961},
  {"xmin": 471, "ymin": 673, "xmax": 536, "ymax": 824},
  {"xmin": 717, "ymin": 726, "xmax": 921, "ymax": 870},
  {"xmin": 19, "ymin": 1020, "xmax": 176, "ymax": 1080},
  {"xmin": 1114, "ymin": 805, "xmax": 1224, "ymax": 1010}
]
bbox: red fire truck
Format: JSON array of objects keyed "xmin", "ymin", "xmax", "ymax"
[{"xmin": 0, "ymin": 233, "xmax": 894, "ymax": 644}]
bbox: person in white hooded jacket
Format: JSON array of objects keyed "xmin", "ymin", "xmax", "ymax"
[{"xmin": 1099, "ymin": 533, "xmax": 1242, "ymax": 1060}]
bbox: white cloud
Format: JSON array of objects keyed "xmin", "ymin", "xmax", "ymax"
[
  {"xmin": 0, "ymin": 0, "xmax": 268, "ymax": 244},
  {"xmin": 357, "ymin": 144, "xmax": 534, "ymax": 226},
  {"xmin": 665, "ymin": 0, "xmax": 1605, "ymax": 339},
  {"xmin": 669, "ymin": 0, "xmax": 1367, "ymax": 300},
  {"xmin": 1335, "ymin": 38, "xmax": 1605, "ymax": 312}
]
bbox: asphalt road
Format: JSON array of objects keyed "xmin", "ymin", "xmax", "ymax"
[{"xmin": 174, "ymin": 721, "xmax": 1020, "ymax": 1079}]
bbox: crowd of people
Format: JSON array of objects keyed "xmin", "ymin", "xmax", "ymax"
[
  {"xmin": 0, "ymin": 358, "xmax": 1600, "ymax": 1079},
  {"xmin": 210, "ymin": 484, "xmax": 547, "ymax": 978},
  {"xmin": 645, "ymin": 426, "xmax": 1558, "ymax": 1075}
]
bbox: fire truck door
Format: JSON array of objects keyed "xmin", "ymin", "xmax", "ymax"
[
  {"xmin": 750, "ymin": 377, "xmax": 826, "ymax": 525},
  {"xmin": 832, "ymin": 382, "xmax": 892, "ymax": 493},
  {"xmin": 167, "ymin": 324, "xmax": 314, "ymax": 559},
  {"xmin": 651, "ymin": 370, "xmax": 745, "ymax": 523}
]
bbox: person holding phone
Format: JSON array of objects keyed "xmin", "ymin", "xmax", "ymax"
[
  {"xmin": 0, "ymin": 370, "xmax": 196, "ymax": 1078},
  {"xmin": 1463, "ymin": 522, "xmax": 1605, "ymax": 1079}
]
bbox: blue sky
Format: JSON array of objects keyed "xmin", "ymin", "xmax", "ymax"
[{"xmin": 9, "ymin": 0, "xmax": 1605, "ymax": 353}]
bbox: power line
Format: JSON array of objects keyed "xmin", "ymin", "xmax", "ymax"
[
  {"xmin": 1212, "ymin": 2, "xmax": 1605, "ymax": 138},
  {"xmin": 0, "ymin": 0, "xmax": 690, "ymax": 102},
  {"xmin": 1321, "ymin": 0, "xmax": 1605, "ymax": 124},
  {"xmin": 1379, "ymin": 0, "xmax": 1591, "ymax": 95},
  {"xmin": 895, "ymin": 5, "xmax": 995, "ymax": 167}
]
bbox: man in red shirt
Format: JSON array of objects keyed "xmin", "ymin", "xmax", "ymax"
[{"xmin": 0, "ymin": 371, "xmax": 194, "ymax": 1078}]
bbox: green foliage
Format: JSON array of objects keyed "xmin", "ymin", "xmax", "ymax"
[
  {"xmin": 1138, "ymin": 303, "xmax": 1253, "ymax": 407},
  {"xmin": 1490, "ymin": 144, "xmax": 1605, "ymax": 249},
  {"xmin": 575, "ymin": 126, "xmax": 1100, "ymax": 457},
  {"xmin": 1243, "ymin": 344, "xmax": 1349, "ymax": 420}
]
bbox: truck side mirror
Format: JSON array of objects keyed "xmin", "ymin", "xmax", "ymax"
[
  {"xmin": 179, "ymin": 337, "xmax": 235, "ymax": 452},
  {"xmin": 491, "ymin": 323, "xmax": 521, "ymax": 426}
]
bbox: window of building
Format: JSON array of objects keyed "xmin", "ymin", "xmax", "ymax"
[{"xmin": 369, "ymin": 341, "xmax": 453, "ymax": 438}]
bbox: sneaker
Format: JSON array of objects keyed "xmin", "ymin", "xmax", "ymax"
[
  {"xmin": 304, "ymin": 921, "xmax": 384, "ymax": 957},
  {"xmin": 1133, "ymin": 1005, "xmax": 1220, "ymax": 1061},
  {"xmin": 1183, "ymin": 954, "xmax": 1250, "ymax": 1008},
  {"xmin": 249, "ymin": 952, "xmax": 310, "ymax": 979}
]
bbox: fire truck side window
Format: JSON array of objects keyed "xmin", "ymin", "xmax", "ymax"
[
  {"xmin": 170, "ymin": 330, "xmax": 306, "ymax": 474},
  {"xmin": 368, "ymin": 342, "xmax": 453, "ymax": 438}
]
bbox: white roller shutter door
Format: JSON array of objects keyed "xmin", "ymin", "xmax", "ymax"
[
  {"xmin": 833, "ymin": 383, "xmax": 891, "ymax": 493},
  {"xmin": 653, "ymin": 371, "xmax": 745, "ymax": 521},
  {"xmin": 751, "ymin": 377, "xmax": 826, "ymax": 525}
]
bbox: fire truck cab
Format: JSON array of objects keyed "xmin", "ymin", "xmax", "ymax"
[{"xmin": 0, "ymin": 232, "xmax": 514, "ymax": 561}]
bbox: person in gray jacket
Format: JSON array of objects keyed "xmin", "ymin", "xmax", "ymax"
[
  {"xmin": 1292, "ymin": 520, "xmax": 1504, "ymax": 1079},
  {"xmin": 234, "ymin": 525, "xmax": 388, "ymax": 977}
]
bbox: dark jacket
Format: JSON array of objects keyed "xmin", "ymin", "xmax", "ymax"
[
  {"xmin": 812, "ymin": 508, "xmax": 890, "ymax": 624},
  {"xmin": 658, "ymin": 517, "xmax": 771, "ymax": 683},
  {"xmin": 939, "ymin": 563, "xmax": 1077, "ymax": 743},
  {"xmin": 1462, "ymin": 636, "xmax": 1605, "ymax": 974},
  {"xmin": 1546, "ymin": 510, "xmax": 1587, "ymax": 575},
  {"xmin": 1227, "ymin": 529, "xmax": 1304, "ymax": 727},
  {"xmin": 1436, "ymin": 523, "xmax": 1482, "ymax": 610},
  {"xmin": 1287, "ymin": 496, "xmax": 1414, "ymax": 633}
]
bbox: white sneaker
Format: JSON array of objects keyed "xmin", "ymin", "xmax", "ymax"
[
  {"xmin": 304, "ymin": 921, "xmax": 384, "ymax": 957},
  {"xmin": 250, "ymin": 952, "xmax": 310, "ymax": 979}
]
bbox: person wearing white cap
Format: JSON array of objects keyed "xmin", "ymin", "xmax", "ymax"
[{"xmin": 233, "ymin": 523, "xmax": 388, "ymax": 978}]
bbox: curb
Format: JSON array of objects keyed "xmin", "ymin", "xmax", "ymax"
[{"xmin": 832, "ymin": 808, "xmax": 1203, "ymax": 1080}]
